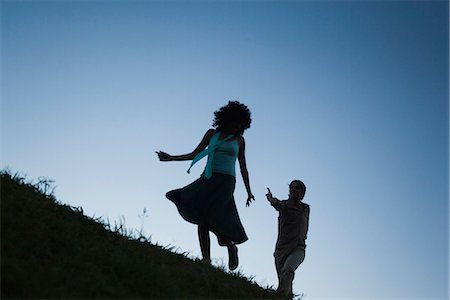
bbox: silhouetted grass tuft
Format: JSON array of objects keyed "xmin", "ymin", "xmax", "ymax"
[{"xmin": 1, "ymin": 170, "xmax": 289, "ymax": 299}]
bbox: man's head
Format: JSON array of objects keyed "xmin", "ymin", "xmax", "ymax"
[{"xmin": 289, "ymin": 180, "xmax": 306, "ymax": 200}]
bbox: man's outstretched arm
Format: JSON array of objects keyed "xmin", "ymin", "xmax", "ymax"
[{"xmin": 266, "ymin": 188, "xmax": 282, "ymax": 210}]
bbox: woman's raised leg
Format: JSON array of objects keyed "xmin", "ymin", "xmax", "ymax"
[{"xmin": 218, "ymin": 235, "xmax": 238, "ymax": 271}]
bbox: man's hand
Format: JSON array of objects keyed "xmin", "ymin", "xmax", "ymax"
[
  {"xmin": 266, "ymin": 187, "xmax": 279, "ymax": 206},
  {"xmin": 266, "ymin": 188, "xmax": 273, "ymax": 201}
]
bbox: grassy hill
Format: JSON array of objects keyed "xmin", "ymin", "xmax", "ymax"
[{"xmin": 1, "ymin": 171, "xmax": 285, "ymax": 299}]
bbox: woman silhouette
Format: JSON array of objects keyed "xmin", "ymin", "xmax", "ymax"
[{"xmin": 156, "ymin": 101, "xmax": 254, "ymax": 270}]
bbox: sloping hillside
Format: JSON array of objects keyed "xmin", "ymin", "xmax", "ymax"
[{"xmin": 1, "ymin": 171, "xmax": 283, "ymax": 299}]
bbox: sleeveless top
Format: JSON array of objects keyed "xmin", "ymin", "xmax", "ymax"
[
  {"xmin": 187, "ymin": 131, "xmax": 239, "ymax": 178},
  {"xmin": 210, "ymin": 132, "xmax": 239, "ymax": 177}
]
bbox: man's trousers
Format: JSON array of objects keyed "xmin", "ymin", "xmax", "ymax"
[{"xmin": 275, "ymin": 246, "xmax": 306, "ymax": 297}]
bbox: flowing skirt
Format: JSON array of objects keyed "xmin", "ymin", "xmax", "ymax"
[{"xmin": 166, "ymin": 173, "xmax": 248, "ymax": 245}]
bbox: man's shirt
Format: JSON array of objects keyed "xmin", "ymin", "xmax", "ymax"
[{"xmin": 272, "ymin": 197, "xmax": 310, "ymax": 258}]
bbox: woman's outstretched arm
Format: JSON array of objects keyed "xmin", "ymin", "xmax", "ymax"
[{"xmin": 156, "ymin": 129, "xmax": 215, "ymax": 161}]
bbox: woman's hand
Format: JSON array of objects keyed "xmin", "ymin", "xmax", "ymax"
[
  {"xmin": 246, "ymin": 192, "xmax": 255, "ymax": 207},
  {"xmin": 156, "ymin": 151, "xmax": 172, "ymax": 161}
]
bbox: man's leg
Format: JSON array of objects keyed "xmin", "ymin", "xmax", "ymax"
[
  {"xmin": 198, "ymin": 225, "xmax": 211, "ymax": 264},
  {"xmin": 278, "ymin": 247, "xmax": 305, "ymax": 297},
  {"xmin": 274, "ymin": 254, "xmax": 284, "ymax": 290}
]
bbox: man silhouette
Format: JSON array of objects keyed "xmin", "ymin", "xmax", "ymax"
[{"xmin": 266, "ymin": 180, "xmax": 310, "ymax": 297}]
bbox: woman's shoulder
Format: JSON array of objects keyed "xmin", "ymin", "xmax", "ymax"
[
  {"xmin": 201, "ymin": 129, "xmax": 218, "ymax": 145},
  {"xmin": 205, "ymin": 128, "xmax": 217, "ymax": 137},
  {"xmin": 236, "ymin": 135, "xmax": 245, "ymax": 145}
]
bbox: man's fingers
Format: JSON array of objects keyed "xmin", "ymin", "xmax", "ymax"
[{"xmin": 267, "ymin": 188, "xmax": 272, "ymax": 194}]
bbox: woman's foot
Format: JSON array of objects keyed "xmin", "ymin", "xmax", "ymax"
[
  {"xmin": 201, "ymin": 257, "xmax": 211, "ymax": 265},
  {"xmin": 227, "ymin": 243, "xmax": 238, "ymax": 271}
]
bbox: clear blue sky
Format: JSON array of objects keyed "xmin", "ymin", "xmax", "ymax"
[{"xmin": 2, "ymin": 1, "xmax": 448, "ymax": 299}]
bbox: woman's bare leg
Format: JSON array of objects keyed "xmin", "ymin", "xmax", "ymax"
[
  {"xmin": 226, "ymin": 242, "xmax": 238, "ymax": 270},
  {"xmin": 198, "ymin": 225, "xmax": 211, "ymax": 263},
  {"xmin": 219, "ymin": 235, "xmax": 238, "ymax": 271}
]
